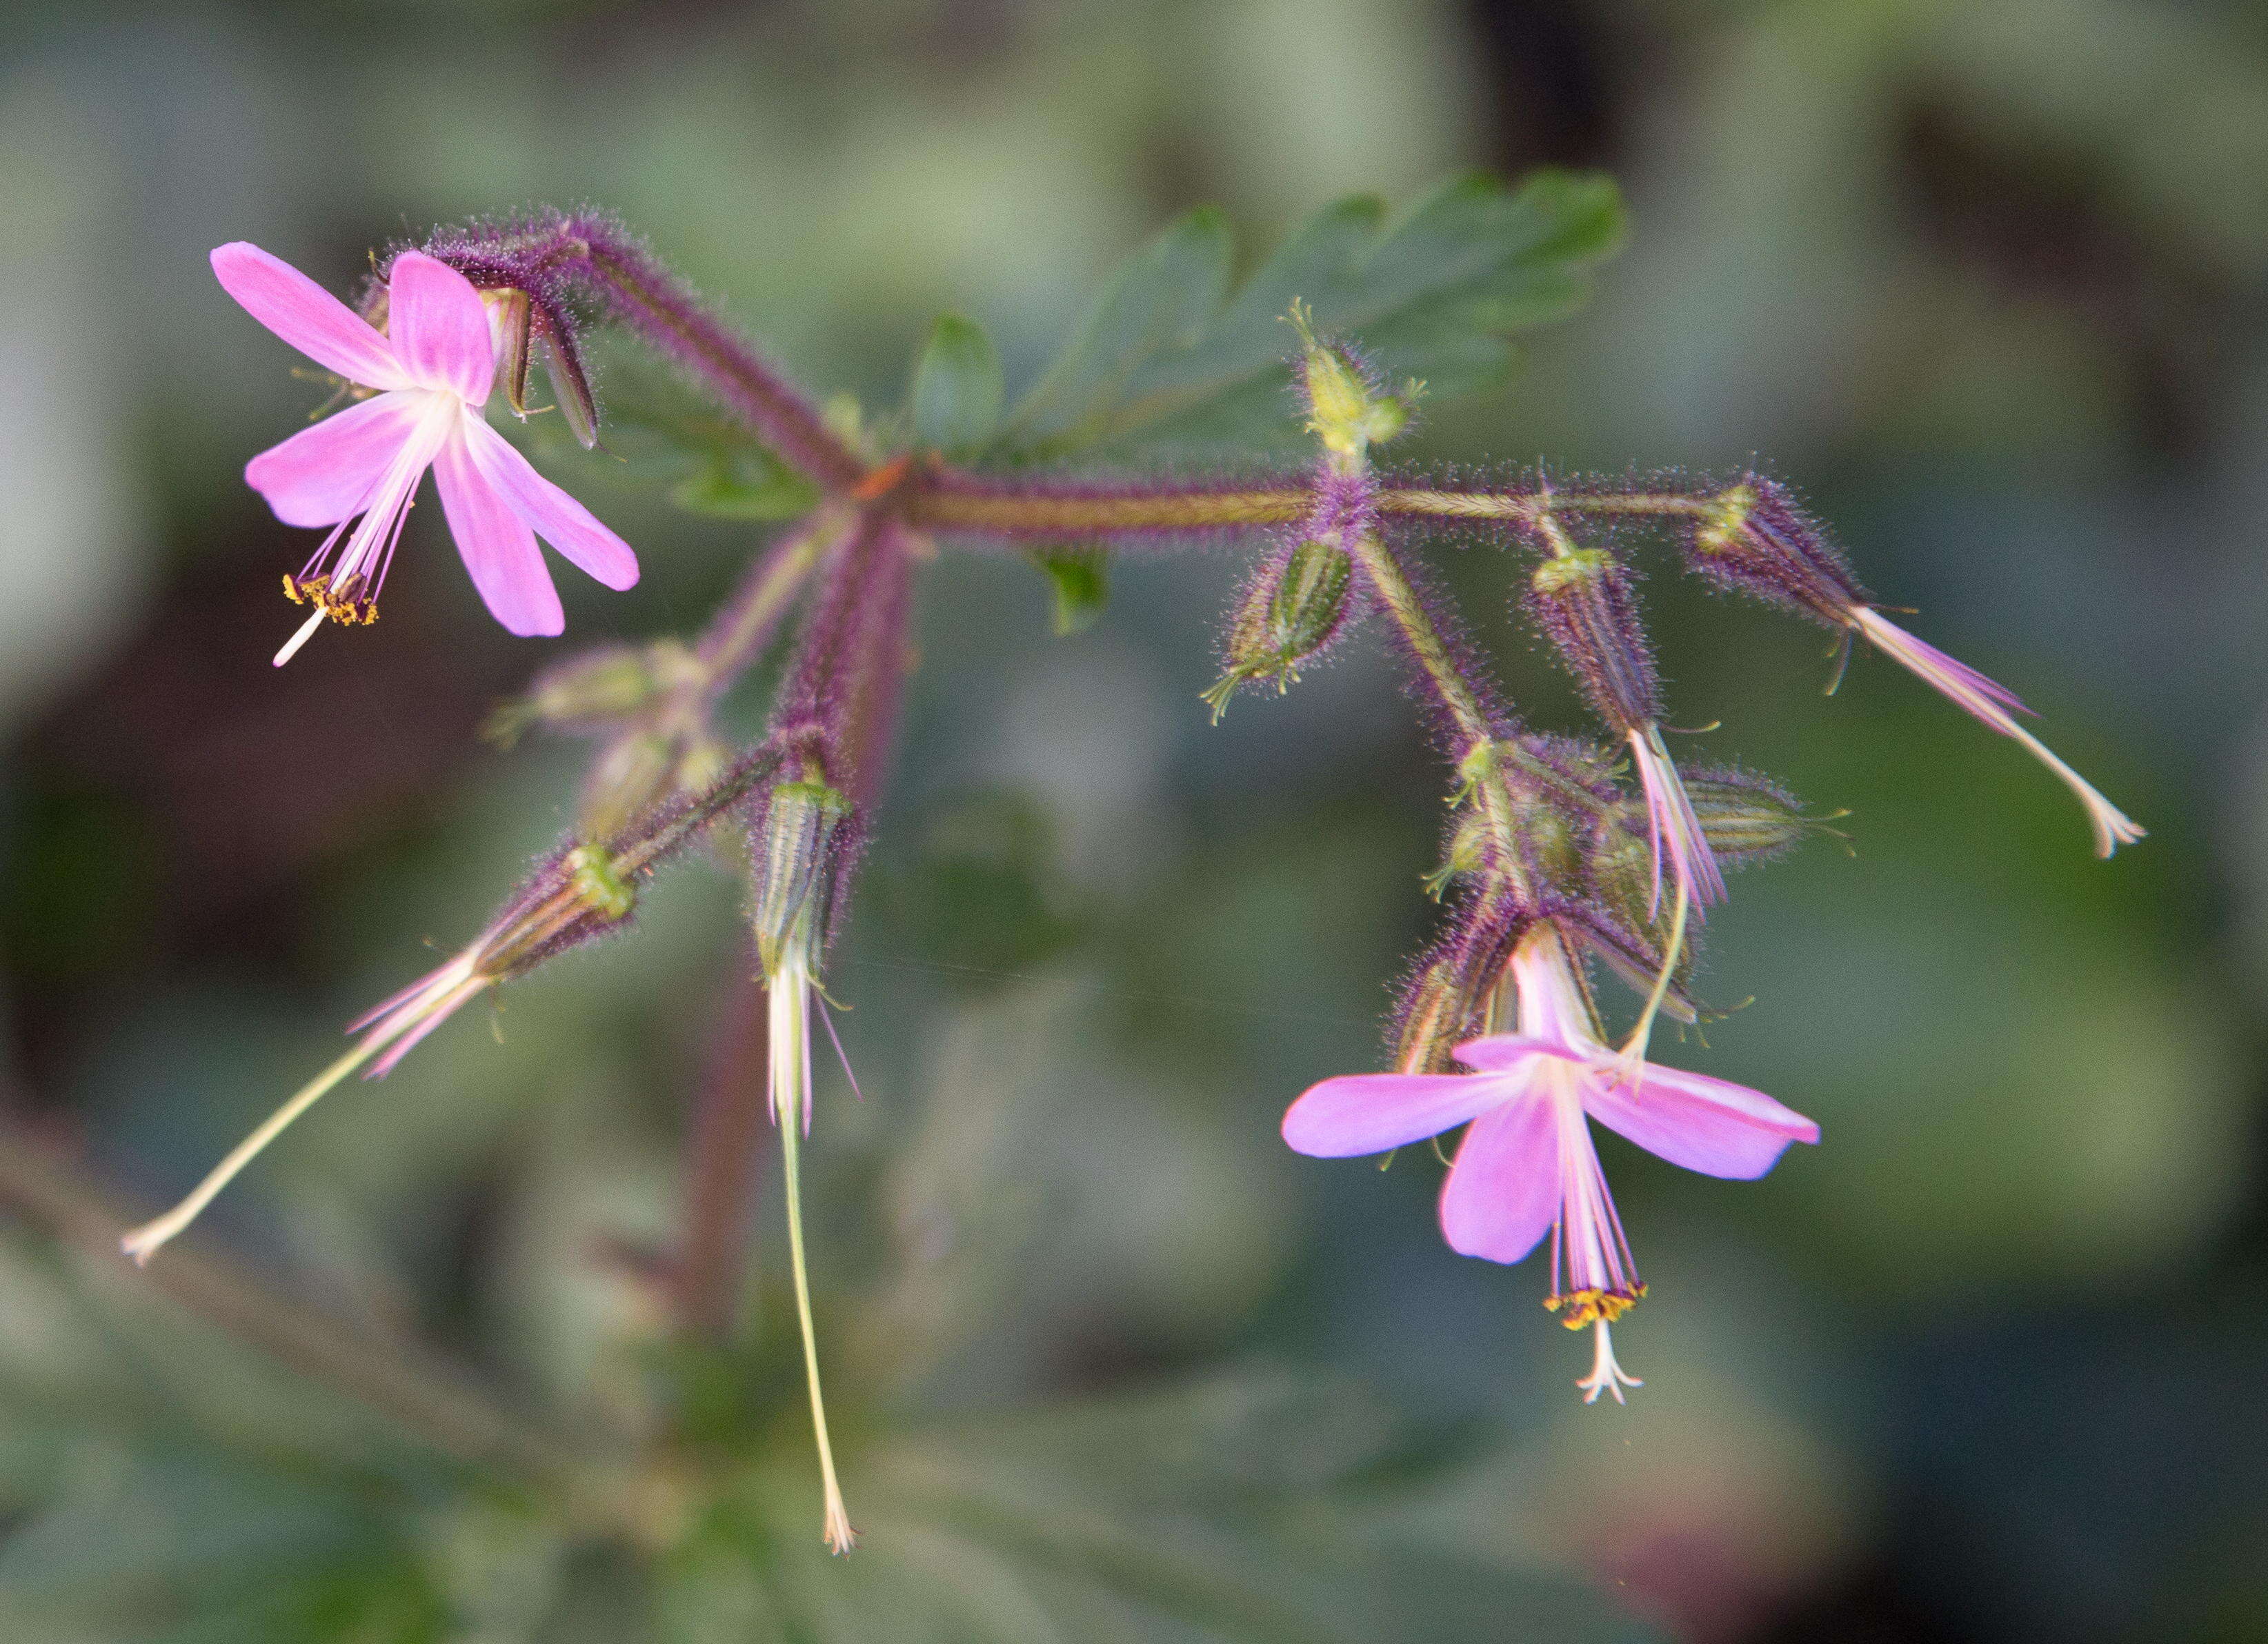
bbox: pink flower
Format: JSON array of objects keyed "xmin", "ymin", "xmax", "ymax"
[
  {"xmin": 212, "ymin": 242, "xmax": 638, "ymax": 664},
  {"xmin": 1851, "ymin": 608, "xmax": 2143, "ymax": 858},
  {"xmin": 1282, "ymin": 926, "xmax": 1818, "ymax": 1403}
]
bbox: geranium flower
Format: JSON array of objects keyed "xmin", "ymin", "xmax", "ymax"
[
  {"xmin": 1282, "ymin": 926, "xmax": 1818, "ymax": 1402},
  {"xmin": 211, "ymin": 242, "xmax": 638, "ymax": 663}
]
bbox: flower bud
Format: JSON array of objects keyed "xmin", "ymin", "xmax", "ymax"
[
  {"xmin": 1422, "ymin": 812, "xmax": 1492, "ymax": 901},
  {"xmin": 578, "ymin": 732, "xmax": 680, "ymax": 844},
  {"xmin": 1393, "ymin": 906, "xmax": 1531, "ymax": 1074},
  {"xmin": 531, "ymin": 299, "xmax": 602, "ymax": 450},
  {"xmin": 1511, "ymin": 785, "xmax": 1587, "ymax": 887},
  {"xmin": 1584, "ymin": 818, "xmax": 1657, "ymax": 936},
  {"xmin": 1682, "ymin": 477, "xmax": 1868, "ymax": 625},
  {"xmin": 1597, "ymin": 767, "xmax": 1818, "ymax": 870},
  {"xmin": 1288, "ymin": 301, "xmax": 1420, "ymax": 462},
  {"xmin": 1202, "ymin": 537, "xmax": 1356, "ymax": 719},
  {"xmin": 750, "ymin": 779, "xmax": 853, "ymax": 977},
  {"xmin": 1674, "ymin": 770, "xmax": 1816, "ymax": 863},
  {"xmin": 483, "ymin": 286, "xmax": 535, "ymax": 415},
  {"xmin": 1526, "ymin": 548, "xmax": 1658, "ymax": 734},
  {"xmin": 485, "ymin": 643, "xmax": 686, "ymax": 745}
]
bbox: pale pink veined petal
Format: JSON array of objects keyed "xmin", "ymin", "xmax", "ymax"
[
  {"xmin": 458, "ymin": 417, "xmax": 640, "ymax": 590},
  {"xmin": 386, "ymin": 251, "xmax": 494, "ymax": 405},
  {"xmin": 1451, "ymin": 1033, "xmax": 1578, "ymax": 1073},
  {"xmin": 1853, "ymin": 608, "xmax": 2030, "ymax": 732},
  {"xmin": 243, "ymin": 390, "xmax": 427, "ymax": 527},
  {"xmin": 432, "ymin": 423, "xmax": 564, "ymax": 636},
  {"xmin": 1632, "ymin": 724, "xmax": 1727, "ymax": 916},
  {"xmin": 1437, "ymin": 1092, "xmax": 1561, "ymax": 1263},
  {"xmin": 211, "ymin": 242, "xmax": 408, "ymax": 392},
  {"xmin": 1281, "ymin": 1066, "xmax": 1520, "ymax": 1159},
  {"xmin": 1854, "ymin": 609, "xmax": 2145, "ymax": 857},
  {"xmin": 1582, "ymin": 1062, "xmax": 1819, "ymax": 1180}
]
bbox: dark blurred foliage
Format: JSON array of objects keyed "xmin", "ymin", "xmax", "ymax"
[{"xmin": 1, "ymin": 1, "xmax": 2265, "ymax": 1639}]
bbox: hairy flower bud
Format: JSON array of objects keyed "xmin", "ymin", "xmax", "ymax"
[
  {"xmin": 484, "ymin": 286, "xmax": 535, "ymax": 414},
  {"xmin": 578, "ymin": 731, "xmax": 682, "ymax": 843},
  {"xmin": 1682, "ymin": 477, "xmax": 1868, "ymax": 625},
  {"xmin": 1393, "ymin": 905, "xmax": 1531, "ymax": 1074},
  {"xmin": 1673, "ymin": 770, "xmax": 1817, "ymax": 863},
  {"xmin": 1288, "ymin": 301, "xmax": 1420, "ymax": 463},
  {"xmin": 1512, "ymin": 785, "xmax": 1588, "ymax": 888},
  {"xmin": 750, "ymin": 779, "xmax": 853, "ymax": 977},
  {"xmin": 1526, "ymin": 548, "xmax": 1659, "ymax": 734},
  {"xmin": 1203, "ymin": 537, "xmax": 1356, "ymax": 719},
  {"xmin": 486, "ymin": 643, "xmax": 682, "ymax": 745}
]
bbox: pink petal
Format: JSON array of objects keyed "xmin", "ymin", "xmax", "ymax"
[
  {"xmin": 1281, "ymin": 1067, "xmax": 1517, "ymax": 1159},
  {"xmin": 459, "ymin": 417, "xmax": 640, "ymax": 590},
  {"xmin": 1437, "ymin": 1093, "xmax": 1561, "ymax": 1263},
  {"xmin": 243, "ymin": 391, "xmax": 424, "ymax": 527},
  {"xmin": 1582, "ymin": 1062, "xmax": 1818, "ymax": 1180},
  {"xmin": 1451, "ymin": 1033, "xmax": 1575, "ymax": 1073},
  {"xmin": 211, "ymin": 243, "xmax": 408, "ymax": 392},
  {"xmin": 1853, "ymin": 610, "xmax": 2030, "ymax": 734},
  {"xmin": 432, "ymin": 425, "xmax": 564, "ymax": 636},
  {"xmin": 386, "ymin": 252, "xmax": 494, "ymax": 405}
]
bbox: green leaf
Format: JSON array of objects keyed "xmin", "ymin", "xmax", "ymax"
[
  {"xmin": 554, "ymin": 350, "xmax": 821, "ymax": 521},
  {"xmin": 992, "ymin": 206, "xmax": 1235, "ymax": 459},
  {"xmin": 1029, "ymin": 548, "xmax": 1109, "ymax": 636},
  {"xmin": 667, "ymin": 448, "xmax": 819, "ymax": 521},
  {"xmin": 910, "ymin": 315, "xmax": 1005, "ymax": 457},
  {"xmin": 989, "ymin": 171, "xmax": 1626, "ymax": 463}
]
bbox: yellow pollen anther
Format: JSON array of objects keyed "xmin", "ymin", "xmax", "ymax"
[{"xmin": 1544, "ymin": 1283, "xmax": 1647, "ymax": 1330}]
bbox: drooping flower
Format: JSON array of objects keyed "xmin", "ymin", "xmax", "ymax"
[
  {"xmin": 211, "ymin": 242, "xmax": 639, "ymax": 664},
  {"xmin": 1850, "ymin": 608, "xmax": 2144, "ymax": 859},
  {"xmin": 1282, "ymin": 925, "xmax": 1818, "ymax": 1402}
]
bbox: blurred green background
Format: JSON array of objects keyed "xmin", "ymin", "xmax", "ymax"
[{"xmin": 1, "ymin": 0, "xmax": 2262, "ymax": 1639}]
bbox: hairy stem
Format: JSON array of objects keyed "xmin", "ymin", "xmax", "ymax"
[
  {"xmin": 1343, "ymin": 532, "xmax": 1535, "ymax": 902},
  {"xmin": 429, "ymin": 216, "xmax": 867, "ymax": 492},
  {"xmin": 695, "ymin": 509, "xmax": 844, "ymax": 687},
  {"xmin": 1375, "ymin": 485, "xmax": 1711, "ymax": 524},
  {"xmin": 905, "ymin": 473, "xmax": 1307, "ymax": 537}
]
